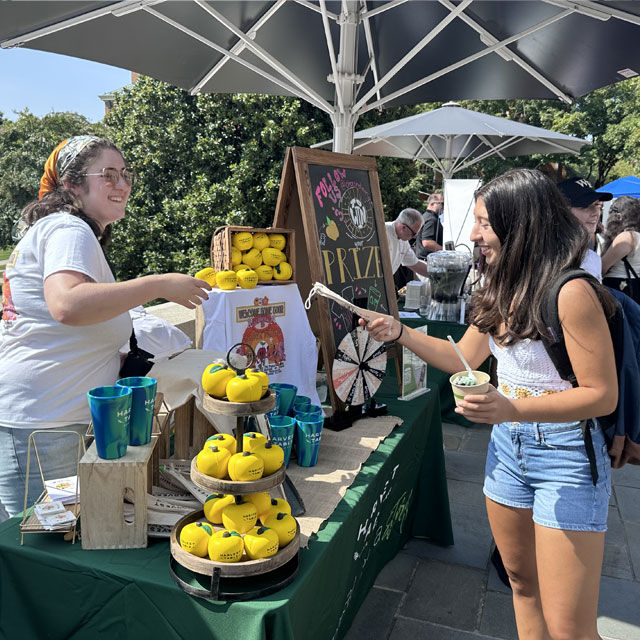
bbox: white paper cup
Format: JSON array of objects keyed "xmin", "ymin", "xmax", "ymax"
[{"xmin": 449, "ymin": 371, "xmax": 490, "ymax": 406}]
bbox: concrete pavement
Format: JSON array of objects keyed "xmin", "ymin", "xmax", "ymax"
[{"xmin": 344, "ymin": 422, "xmax": 640, "ymax": 640}]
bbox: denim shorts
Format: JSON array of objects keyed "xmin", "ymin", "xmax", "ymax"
[{"xmin": 483, "ymin": 420, "xmax": 611, "ymax": 532}]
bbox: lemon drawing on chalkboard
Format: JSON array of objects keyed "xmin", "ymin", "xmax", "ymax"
[{"xmin": 326, "ymin": 217, "xmax": 339, "ymax": 241}]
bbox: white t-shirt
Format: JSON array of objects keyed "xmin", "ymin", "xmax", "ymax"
[
  {"xmin": 581, "ymin": 248, "xmax": 602, "ymax": 281},
  {"xmin": 385, "ymin": 221, "xmax": 418, "ymax": 274},
  {"xmin": 0, "ymin": 213, "xmax": 132, "ymax": 428}
]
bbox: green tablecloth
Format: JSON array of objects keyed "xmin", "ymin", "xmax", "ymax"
[
  {"xmin": 401, "ymin": 317, "xmax": 492, "ymax": 427},
  {"xmin": 0, "ymin": 374, "xmax": 451, "ymax": 640}
]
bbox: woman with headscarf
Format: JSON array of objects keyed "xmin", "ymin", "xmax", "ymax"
[
  {"xmin": 0, "ymin": 136, "xmax": 211, "ymax": 520},
  {"xmin": 361, "ymin": 169, "xmax": 616, "ymax": 639}
]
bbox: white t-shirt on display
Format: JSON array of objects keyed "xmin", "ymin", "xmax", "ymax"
[
  {"xmin": 0, "ymin": 213, "xmax": 132, "ymax": 428},
  {"xmin": 385, "ymin": 221, "xmax": 418, "ymax": 274}
]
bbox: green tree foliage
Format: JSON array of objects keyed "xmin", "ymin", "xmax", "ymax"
[
  {"xmin": 0, "ymin": 110, "xmax": 106, "ymax": 247},
  {"xmin": 104, "ymin": 77, "xmax": 332, "ymax": 279}
]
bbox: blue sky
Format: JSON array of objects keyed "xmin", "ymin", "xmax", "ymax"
[{"xmin": 0, "ymin": 48, "xmax": 131, "ymax": 123}]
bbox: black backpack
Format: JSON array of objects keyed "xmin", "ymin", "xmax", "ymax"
[{"xmin": 541, "ymin": 269, "xmax": 640, "ymax": 483}]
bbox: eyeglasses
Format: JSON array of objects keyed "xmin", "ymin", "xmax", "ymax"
[
  {"xmin": 82, "ymin": 167, "xmax": 136, "ymax": 187},
  {"xmin": 402, "ymin": 223, "xmax": 418, "ymax": 239}
]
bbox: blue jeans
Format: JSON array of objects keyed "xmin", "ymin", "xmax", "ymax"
[
  {"xmin": 483, "ymin": 420, "xmax": 611, "ymax": 532},
  {"xmin": 0, "ymin": 424, "xmax": 88, "ymax": 522}
]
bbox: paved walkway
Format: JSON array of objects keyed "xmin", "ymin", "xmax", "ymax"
[{"xmin": 344, "ymin": 422, "xmax": 640, "ymax": 640}]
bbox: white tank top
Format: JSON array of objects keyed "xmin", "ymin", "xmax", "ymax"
[
  {"xmin": 605, "ymin": 231, "xmax": 640, "ymax": 279},
  {"xmin": 489, "ymin": 336, "xmax": 572, "ymax": 399}
]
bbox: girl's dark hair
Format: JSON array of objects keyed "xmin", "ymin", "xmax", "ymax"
[
  {"xmin": 602, "ymin": 195, "xmax": 640, "ymax": 253},
  {"xmin": 469, "ymin": 168, "xmax": 616, "ymax": 344},
  {"xmin": 20, "ymin": 138, "xmax": 122, "ymax": 248}
]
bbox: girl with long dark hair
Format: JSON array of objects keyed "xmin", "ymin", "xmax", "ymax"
[
  {"xmin": 0, "ymin": 136, "xmax": 211, "ymax": 521},
  {"xmin": 362, "ymin": 168, "xmax": 617, "ymax": 639}
]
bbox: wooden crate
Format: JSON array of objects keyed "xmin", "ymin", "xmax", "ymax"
[
  {"xmin": 210, "ymin": 226, "xmax": 296, "ymax": 285},
  {"xmin": 79, "ymin": 439, "xmax": 155, "ymax": 550}
]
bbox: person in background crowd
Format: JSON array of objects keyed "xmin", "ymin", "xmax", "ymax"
[
  {"xmin": 385, "ymin": 209, "xmax": 429, "ymax": 290},
  {"xmin": 0, "ymin": 136, "xmax": 211, "ymax": 522},
  {"xmin": 601, "ymin": 195, "xmax": 640, "ymax": 303},
  {"xmin": 416, "ymin": 191, "xmax": 444, "ymax": 260},
  {"xmin": 363, "ymin": 169, "xmax": 616, "ymax": 640},
  {"xmin": 557, "ymin": 177, "xmax": 613, "ymax": 281}
]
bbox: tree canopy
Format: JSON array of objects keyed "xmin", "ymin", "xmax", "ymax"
[{"xmin": 1, "ymin": 76, "xmax": 639, "ymax": 279}]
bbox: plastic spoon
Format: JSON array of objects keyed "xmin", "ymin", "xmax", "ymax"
[{"xmin": 447, "ymin": 335, "xmax": 478, "ymax": 384}]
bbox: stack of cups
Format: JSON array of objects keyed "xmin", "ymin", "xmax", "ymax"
[
  {"xmin": 295, "ymin": 412, "xmax": 324, "ymax": 467},
  {"xmin": 269, "ymin": 415, "xmax": 296, "ymax": 467},
  {"xmin": 87, "ymin": 376, "xmax": 157, "ymax": 460},
  {"xmin": 269, "ymin": 383, "xmax": 298, "ymax": 417}
]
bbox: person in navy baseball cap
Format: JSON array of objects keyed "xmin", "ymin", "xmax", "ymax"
[
  {"xmin": 558, "ymin": 177, "xmax": 613, "ymax": 280},
  {"xmin": 557, "ymin": 177, "xmax": 613, "ymax": 209}
]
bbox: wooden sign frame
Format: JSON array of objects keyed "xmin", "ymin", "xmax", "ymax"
[{"xmin": 273, "ymin": 146, "xmax": 400, "ymax": 414}]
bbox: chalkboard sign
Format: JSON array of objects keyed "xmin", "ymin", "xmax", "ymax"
[
  {"xmin": 307, "ymin": 163, "xmax": 392, "ymax": 347},
  {"xmin": 274, "ymin": 147, "xmax": 400, "ymax": 413}
]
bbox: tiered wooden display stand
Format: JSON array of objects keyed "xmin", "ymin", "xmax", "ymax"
[{"xmin": 169, "ymin": 390, "xmax": 301, "ymax": 601}]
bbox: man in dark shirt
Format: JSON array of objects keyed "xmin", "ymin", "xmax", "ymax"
[{"xmin": 416, "ymin": 192, "xmax": 444, "ymax": 260}]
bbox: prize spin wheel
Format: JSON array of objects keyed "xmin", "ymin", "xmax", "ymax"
[{"xmin": 331, "ymin": 326, "xmax": 387, "ymax": 406}]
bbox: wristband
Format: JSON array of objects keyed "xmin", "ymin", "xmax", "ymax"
[{"xmin": 394, "ymin": 324, "xmax": 405, "ymax": 342}]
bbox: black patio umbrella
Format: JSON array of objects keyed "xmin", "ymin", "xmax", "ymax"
[{"xmin": 2, "ymin": 1, "xmax": 640, "ymax": 153}]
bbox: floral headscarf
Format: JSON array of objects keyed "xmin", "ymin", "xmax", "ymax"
[{"xmin": 38, "ymin": 135, "xmax": 101, "ymax": 200}]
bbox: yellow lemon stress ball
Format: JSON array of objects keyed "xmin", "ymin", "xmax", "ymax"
[
  {"xmin": 252, "ymin": 233, "xmax": 270, "ymax": 252},
  {"xmin": 215, "ymin": 270, "xmax": 237, "ymax": 290},
  {"xmin": 236, "ymin": 269, "xmax": 259, "ymax": 290},
  {"xmin": 269, "ymin": 234, "xmax": 286, "ymax": 250},
  {"xmin": 244, "ymin": 526, "xmax": 279, "ymax": 560},
  {"xmin": 203, "ymin": 493, "xmax": 234, "ymax": 525},
  {"xmin": 232, "ymin": 232, "xmax": 253, "ymax": 251},
  {"xmin": 180, "ymin": 521, "xmax": 213, "ymax": 557},
  {"xmin": 194, "ymin": 267, "xmax": 217, "ymax": 287},
  {"xmin": 208, "ymin": 530, "xmax": 244, "ymax": 563}
]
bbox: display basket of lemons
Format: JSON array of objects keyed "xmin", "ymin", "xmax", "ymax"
[
  {"xmin": 210, "ymin": 226, "xmax": 295, "ymax": 285},
  {"xmin": 169, "ymin": 504, "xmax": 301, "ymax": 600}
]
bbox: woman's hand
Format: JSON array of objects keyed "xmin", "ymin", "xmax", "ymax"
[
  {"xmin": 158, "ymin": 273, "xmax": 212, "ymax": 309},
  {"xmin": 358, "ymin": 315, "xmax": 403, "ymax": 342},
  {"xmin": 454, "ymin": 385, "xmax": 516, "ymax": 424}
]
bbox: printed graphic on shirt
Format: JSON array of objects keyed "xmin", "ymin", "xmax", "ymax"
[
  {"xmin": 237, "ymin": 296, "xmax": 286, "ymax": 377},
  {"xmin": 1, "ymin": 250, "xmax": 18, "ymax": 325}
]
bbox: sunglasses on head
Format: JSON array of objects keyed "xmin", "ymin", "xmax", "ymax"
[{"xmin": 82, "ymin": 167, "xmax": 136, "ymax": 187}]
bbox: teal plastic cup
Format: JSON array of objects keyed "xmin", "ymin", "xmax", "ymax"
[
  {"xmin": 87, "ymin": 385, "xmax": 132, "ymax": 459},
  {"xmin": 269, "ymin": 415, "xmax": 296, "ymax": 466},
  {"xmin": 269, "ymin": 383, "xmax": 298, "ymax": 417},
  {"xmin": 295, "ymin": 414, "xmax": 324, "ymax": 467},
  {"xmin": 266, "ymin": 388, "xmax": 282, "ymax": 421},
  {"xmin": 292, "ymin": 395, "xmax": 311, "ymax": 413},
  {"xmin": 116, "ymin": 376, "xmax": 157, "ymax": 446},
  {"xmin": 294, "ymin": 404, "xmax": 323, "ymax": 419}
]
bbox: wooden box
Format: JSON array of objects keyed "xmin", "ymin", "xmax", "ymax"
[
  {"xmin": 210, "ymin": 225, "xmax": 296, "ymax": 284},
  {"xmin": 79, "ymin": 439, "xmax": 155, "ymax": 550}
]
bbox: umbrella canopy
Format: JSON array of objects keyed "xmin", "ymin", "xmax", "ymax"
[
  {"xmin": 2, "ymin": 1, "xmax": 640, "ymax": 153},
  {"xmin": 313, "ymin": 101, "xmax": 588, "ymax": 179},
  {"xmin": 598, "ymin": 175, "xmax": 640, "ymax": 198}
]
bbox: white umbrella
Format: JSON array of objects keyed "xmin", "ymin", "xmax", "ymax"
[
  {"xmin": 314, "ymin": 101, "xmax": 588, "ymax": 179},
  {"xmin": 2, "ymin": 1, "xmax": 640, "ymax": 153}
]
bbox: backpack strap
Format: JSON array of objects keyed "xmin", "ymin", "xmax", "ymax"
[
  {"xmin": 623, "ymin": 256, "xmax": 639, "ymax": 280},
  {"xmin": 540, "ymin": 268, "xmax": 603, "ymax": 486},
  {"xmin": 540, "ymin": 269, "xmax": 599, "ymax": 387}
]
